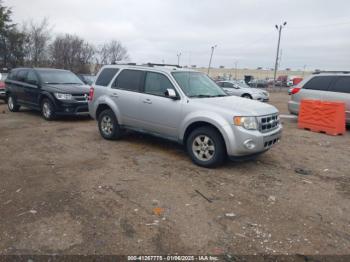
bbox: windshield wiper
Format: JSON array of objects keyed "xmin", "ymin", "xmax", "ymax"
[
  {"xmin": 189, "ymin": 94, "xmax": 227, "ymax": 98},
  {"xmin": 212, "ymin": 94, "xmax": 227, "ymax": 97},
  {"xmin": 189, "ymin": 94, "xmax": 214, "ymax": 98}
]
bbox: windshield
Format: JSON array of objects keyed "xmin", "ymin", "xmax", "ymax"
[
  {"xmin": 237, "ymin": 81, "xmax": 251, "ymax": 88},
  {"xmin": 38, "ymin": 70, "xmax": 84, "ymax": 84},
  {"xmin": 172, "ymin": 72, "xmax": 227, "ymax": 98}
]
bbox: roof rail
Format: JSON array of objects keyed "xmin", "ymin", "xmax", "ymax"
[
  {"xmin": 111, "ymin": 62, "xmax": 137, "ymax": 66},
  {"xmin": 145, "ymin": 63, "xmax": 182, "ymax": 68},
  {"xmin": 313, "ymin": 70, "xmax": 350, "ymax": 74}
]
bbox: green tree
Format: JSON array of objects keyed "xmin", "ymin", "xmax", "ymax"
[{"xmin": 0, "ymin": 0, "xmax": 14, "ymax": 67}]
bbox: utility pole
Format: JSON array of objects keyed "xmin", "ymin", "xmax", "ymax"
[
  {"xmin": 302, "ymin": 65, "xmax": 306, "ymax": 77},
  {"xmin": 177, "ymin": 52, "xmax": 181, "ymax": 66},
  {"xmin": 207, "ymin": 45, "xmax": 217, "ymax": 75},
  {"xmin": 234, "ymin": 60, "xmax": 238, "ymax": 80},
  {"xmin": 273, "ymin": 22, "xmax": 287, "ymax": 88}
]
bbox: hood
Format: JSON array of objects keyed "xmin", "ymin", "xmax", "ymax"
[
  {"xmin": 44, "ymin": 84, "xmax": 90, "ymax": 94},
  {"xmin": 190, "ymin": 96, "xmax": 278, "ymax": 116}
]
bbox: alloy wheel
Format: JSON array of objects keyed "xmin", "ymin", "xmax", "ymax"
[
  {"xmin": 192, "ymin": 135, "xmax": 215, "ymax": 161},
  {"xmin": 101, "ymin": 115, "xmax": 113, "ymax": 135}
]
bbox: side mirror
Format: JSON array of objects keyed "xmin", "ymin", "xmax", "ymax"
[{"xmin": 165, "ymin": 89, "xmax": 178, "ymax": 99}]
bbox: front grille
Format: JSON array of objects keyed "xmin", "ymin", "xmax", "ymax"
[
  {"xmin": 258, "ymin": 113, "xmax": 280, "ymax": 133},
  {"xmin": 72, "ymin": 93, "xmax": 88, "ymax": 102}
]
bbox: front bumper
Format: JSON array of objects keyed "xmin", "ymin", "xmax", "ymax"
[
  {"xmin": 252, "ymin": 93, "xmax": 269, "ymax": 102},
  {"xmin": 54, "ymin": 100, "xmax": 89, "ymax": 115},
  {"xmin": 226, "ymin": 124, "xmax": 282, "ymax": 157}
]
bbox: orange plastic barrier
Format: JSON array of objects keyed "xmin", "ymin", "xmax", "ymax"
[{"xmin": 298, "ymin": 99, "xmax": 346, "ymax": 136}]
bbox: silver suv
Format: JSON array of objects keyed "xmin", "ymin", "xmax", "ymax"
[
  {"xmin": 88, "ymin": 64, "xmax": 282, "ymax": 167},
  {"xmin": 288, "ymin": 72, "xmax": 350, "ymax": 124}
]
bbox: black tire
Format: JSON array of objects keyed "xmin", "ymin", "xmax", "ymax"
[
  {"xmin": 41, "ymin": 98, "xmax": 56, "ymax": 121},
  {"xmin": 186, "ymin": 126, "xmax": 226, "ymax": 168},
  {"xmin": 98, "ymin": 109, "xmax": 122, "ymax": 140},
  {"xmin": 7, "ymin": 95, "xmax": 20, "ymax": 112},
  {"xmin": 242, "ymin": 94, "xmax": 252, "ymax": 99}
]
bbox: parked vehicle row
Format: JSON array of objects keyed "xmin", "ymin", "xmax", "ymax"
[
  {"xmin": 88, "ymin": 64, "xmax": 282, "ymax": 167},
  {"xmin": 288, "ymin": 71, "xmax": 350, "ymax": 124},
  {"xmin": 5, "ymin": 68, "xmax": 90, "ymax": 120},
  {"xmin": 2, "ymin": 64, "xmax": 282, "ymax": 167},
  {"xmin": 216, "ymin": 80, "xmax": 269, "ymax": 102}
]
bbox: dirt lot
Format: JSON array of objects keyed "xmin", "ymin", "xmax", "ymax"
[{"xmin": 0, "ymin": 92, "xmax": 349, "ymax": 256}]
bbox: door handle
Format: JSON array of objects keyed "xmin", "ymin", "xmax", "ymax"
[
  {"xmin": 110, "ymin": 93, "xmax": 118, "ymax": 97},
  {"xmin": 143, "ymin": 99, "xmax": 152, "ymax": 104}
]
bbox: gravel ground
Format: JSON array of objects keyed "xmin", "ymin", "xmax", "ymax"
[{"xmin": 0, "ymin": 92, "xmax": 349, "ymax": 255}]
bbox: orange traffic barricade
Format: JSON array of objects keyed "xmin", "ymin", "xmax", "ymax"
[{"xmin": 298, "ymin": 99, "xmax": 346, "ymax": 136}]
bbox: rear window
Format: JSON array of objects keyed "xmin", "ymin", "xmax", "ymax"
[
  {"xmin": 330, "ymin": 77, "xmax": 350, "ymax": 94},
  {"xmin": 113, "ymin": 69, "xmax": 145, "ymax": 92},
  {"xmin": 303, "ymin": 76, "xmax": 334, "ymax": 91},
  {"xmin": 95, "ymin": 68, "xmax": 119, "ymax": 86}
]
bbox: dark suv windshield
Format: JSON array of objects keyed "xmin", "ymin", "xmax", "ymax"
[
  {"xmin": 37, "ymin": 70, "xmax": 84, "ymax": 85},
  {"xmin": 172, "ymin": 72, "xmax": 227, "ymax": 98}
]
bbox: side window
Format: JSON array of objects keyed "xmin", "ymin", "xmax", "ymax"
[
  {"xmin": 114, "ymin": 69, "xmax": 144, "ymax": 92},
  {"xmin": 217, "ymin": 82, "xmax": 224, "ymax": 87},
  {"xmin": 303, "ymin": 76, "xmax": 334, "ymax": 91},
  {"xmin": 7, "ymin": 71, "xmax": 16, "ymax": 80},
  {"xmin": 330, "ymin": 77, "xmax": 350, "ymax": 94},
  {"xmin": 26, "ymin": 70, "xmax": 39, "ymax": 85},
  {"xmin": 95, "ymin": 68, "xmax": 119, "ymax": 86},
  {"xmin": 17, "ymin": 70, "xmax": 28, "ymax": 82},
  {"xmin": 223, "ymin": 82, "xmax": 233, "ymax": 88},
  {"xmin": 144, "ymin": 72, "xmax": 175, "ymax": 97}
]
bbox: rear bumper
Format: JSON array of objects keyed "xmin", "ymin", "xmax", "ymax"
[{"xmin": 288, "ymin": 100, "xmax": 299, "ymax": 115}]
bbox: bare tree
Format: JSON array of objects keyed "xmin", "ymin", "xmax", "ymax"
[
  {"xmin": 49, "ymin": 34, "xmax": 95, "ymax": 73},
  {"xmin": 98, "ymin": 40, "xmax": 129, "ymax": 65},
  {"xmin": 23, "ymin": 18, "xmax": 51, "ymax": 66}
]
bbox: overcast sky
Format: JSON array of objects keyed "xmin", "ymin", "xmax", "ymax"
[{"xmin": 4, "ymin": 0, "xmax": 350, "ymax": 70}]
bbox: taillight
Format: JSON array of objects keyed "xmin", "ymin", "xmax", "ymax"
[
  {"xmin": 88, "ymin": 87, "xmax": 94, "ymax": 101},
  {"xmin": 291, "ymin": 87, "xmax": 301, "ymax": 95}
]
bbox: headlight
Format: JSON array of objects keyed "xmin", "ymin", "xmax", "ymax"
[
  {"xmin": 54, "ymin": 93, "xmax": 73, "ymax": 100},
  {"xmin": 234, "ymin": 116, "xmax": 258, "ymax": 130}
]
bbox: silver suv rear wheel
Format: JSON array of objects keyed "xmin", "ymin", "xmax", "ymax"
[{"xmin": 98, "ymin": 109, "xmax": 122, "ymax": 140}]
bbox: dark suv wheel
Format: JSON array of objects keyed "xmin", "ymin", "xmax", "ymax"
[
  {"xmin": 41, "ymin": 98, "xmax": 56, "ymax": 120},
  {"xmin": 186, "ymin": 126, "xmax": 226, "ymax": 168},
  {"xmin": 7, "ymin": 95, "xmax": 20, "ymax": 112},
  {"xmin": 98, "ymin": 109, "xmax": 122, "ymax": 140}
]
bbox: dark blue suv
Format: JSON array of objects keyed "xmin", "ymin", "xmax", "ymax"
[{"xmin": 5, "ymin": 68, "xmax": 90, "ymax": 120}]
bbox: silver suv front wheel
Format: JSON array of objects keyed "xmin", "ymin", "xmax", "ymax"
[
  {"xmin": 192, "ymin": 135, "xmax": 215, "ymax": 161},
  {"xmin": 187, "ymin": 126, "xmax": 226, "ymax": 168}
]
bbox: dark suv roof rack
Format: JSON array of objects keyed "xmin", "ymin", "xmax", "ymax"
[
  {"xmin": 145, "ymin": 63, "xmax": 182, "ymax": 68},
  {"xmin": 313, "ymin": 70, "xmax": 350, "ymax": 74}
]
